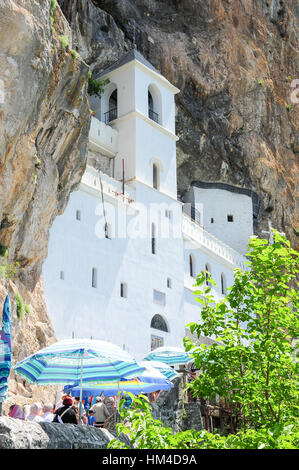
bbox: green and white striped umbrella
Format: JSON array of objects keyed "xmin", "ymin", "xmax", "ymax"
[
  {"xmin": 144, "ymin": 346, "xmax": 192, "ymax": 365},
  {"xmin": 14, "ymin": 338, "xmax": 145, "ymax": 386}
]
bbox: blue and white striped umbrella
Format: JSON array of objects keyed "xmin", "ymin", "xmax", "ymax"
[
  {"xmin": 0, "ymin": 295, "xmax": 12, "ymax": 405},
  {"xmin": 138, "ymin": 360, "xmax": 179, "ymax": 381},
  {"xmin": 144, "ymin": 346, "xmax": 192, "ymax": 365},
  {"xmin": 13, "ymin": 338, "xmax": 146, "ymax": 386},
  {"xmin": 64, "ymin": 363, "xmax": 173, "ymax": 398}
]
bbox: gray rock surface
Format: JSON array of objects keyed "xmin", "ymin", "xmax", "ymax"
[{"xmin": 0, "ymin": 417, "xmax": 114, "ymax": 449}]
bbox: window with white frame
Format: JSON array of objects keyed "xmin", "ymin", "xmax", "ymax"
[
  {"xmin": 76, "ymin": 210, "xmax": 81, "ymax": 221},
  {"xmin": 221, "ymin": 273, "xmax": 227, "ymax": 295},
  {"xmin": 153, "ymin": 289, "xmax": 166, "ymax": 306},
  {"xmin": 189, "ymin": 254, "xmax": 195, "ymax": 278}
]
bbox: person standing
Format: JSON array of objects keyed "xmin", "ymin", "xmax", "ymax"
[
  {"xmin": 72, "ymin": 396, "xmax": 87, "ymax": 424},
  {"xmin": 91, "ymin": 397, "xmax": 110, "ymax": 428},
  {"xmin": 53, "ymin": 396, "xmax": 77, "ymax": 424},
  {"xmin": 87, "ymin": 409, "xmax": 96, "ymax": 426}
]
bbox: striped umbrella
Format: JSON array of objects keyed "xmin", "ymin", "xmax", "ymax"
[
  {"xmin": 0, "ymin": 295, "xmax": 12, "ymax": 414},
  {"xmin": 64, "ymin": 369, "xmax": 173, "ymax": 399},
  {"xmin": 144, "ymin": 346, "xmax": 192, "ymax": 365},
  {"xmin": 14, "ymin": 338, "xmax": 146, "ymax": 421},
  {"xmin": 64, "ymin": 361, "xmax": 173, "ymax": 398},
  {"xmin": 138, "ymin": 360, "xmax": 179, "ymax": 381}
]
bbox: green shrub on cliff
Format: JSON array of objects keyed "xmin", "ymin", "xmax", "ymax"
[
  {"xmin": 15, "ymin": 293, "xmax": 24, "ymax": 320},
  {"xmin": 87, "ymin": 71, "xmax": 109, "ymax": 98}
]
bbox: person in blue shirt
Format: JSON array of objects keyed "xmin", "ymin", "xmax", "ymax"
[{"xmin": 87, "ymin": 409, "xmax": 96, "ymax": 426}]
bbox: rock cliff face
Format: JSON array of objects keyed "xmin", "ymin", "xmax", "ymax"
[
  {"xmin": 59, "ymin": 0, "xmax": 299, "ymax": 248},
  {"xmin": 0, "ymin": 0, "xmax": 90, "ymax": 288},
  {"xmin": 0, "ymin": 1, "xmax": 90, "ymax": 408}
]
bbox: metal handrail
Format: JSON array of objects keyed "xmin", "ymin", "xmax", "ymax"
[
  {"xmin": 182, "ymin": 204, "xmax": 201, "ymax": 226},
  {"xmin": 104, "ymin": 107, "xmax": 117, "ymax": 124}
]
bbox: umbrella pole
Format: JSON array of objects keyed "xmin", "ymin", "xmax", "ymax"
[{"xmin": 79, "ymin": 354, "xmax": 83, "ymax": 424}]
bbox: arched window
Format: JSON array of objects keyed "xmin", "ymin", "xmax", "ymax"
[
  {"xmin": 221, "ymin": 273, "xmax": 226, "ymax": 295},
  {"xmin": 151, "ymin": 223, "xmax": 156, "ymax": 254},
  {"xmin": 205, "ymin": 263, "xmax": 211, "ymax": 286},
  {"xmin": 153, "ymin": 163, "xmax": 160, "ymax": 190},
  {"xmin": 148, "ymin": 84, "xmax": 162, "ymax": 124},
  {"xmin": 151, "ymin": 314, "xmax": 168, "ymax": 332},
  {"xmin": 189, "ymin": 254, "xmax": 195, "ymax": 278},
  {"xmin": 105, "ymin": 88, "xmax": 117, "ymax": 123}
]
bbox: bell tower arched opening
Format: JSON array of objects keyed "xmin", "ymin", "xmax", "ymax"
[{"xmin": 148, "ymin": 84, "xmax": 162, "ymax": 125}]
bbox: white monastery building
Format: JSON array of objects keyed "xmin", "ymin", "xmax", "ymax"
[{"xmin": 42, "ymin": 50, "xmax": 255, "ymax": 361}]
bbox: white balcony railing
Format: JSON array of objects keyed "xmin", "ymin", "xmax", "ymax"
[
  {"xmin": 88, "ymin": 116, "xmax": 118, "ymax": 157},
  {"xmin": 81, "ymin": 166, "xmax": 136, "ymax": 206},
  {"xmin": 182, "ymin": 214, "xmax": 247, "ymax": 270}
]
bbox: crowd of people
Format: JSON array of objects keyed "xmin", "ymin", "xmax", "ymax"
[{"xmin": 7, "ymin": 394, "xmax": 115, "ymax": 428}]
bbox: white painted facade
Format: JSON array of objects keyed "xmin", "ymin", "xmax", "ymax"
[
  {"xmin": 42, "ymin": 51, "xmax": 252, "ymax": 361},
  {"xmin": 184, "ymin": 185, "xmax": 253, "ymax": 255}
]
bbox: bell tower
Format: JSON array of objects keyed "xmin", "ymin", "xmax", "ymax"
[{"xmin": 97, "ymin": 50, "xmax": 180, "ymax": 199}]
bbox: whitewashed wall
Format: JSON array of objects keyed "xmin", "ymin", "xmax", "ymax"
[
  {"xmin": 184, "ymin": 186, "xmax": 253, "ymax": 255},
  {"xmin": 42, "ymin": 176, "xmax": 185, "ymax": 361}
]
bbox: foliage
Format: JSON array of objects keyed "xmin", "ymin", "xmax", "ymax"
[
  {"xmin": 258, "ymin": 79, "xmax": 264, "ymax": 85},
  {"xmin": 184, "ymin": 230, "xmax": 299, "ymax": 430},
  {"xmin": 71, "ymin": 49, "xmax": 78, "ymax": 59},
  {"xmin": 0, "ymin": 247, "xmax": 19, "ymax": 281},
  {"xmin": 50, "ymin": 0, "xmax": 56, "ymax": 26},
  {"xmin": 108, "ymin": 394, "xmax": 299, "ymax": 449},
  {"xmin": 59, "ymin": 35, "xmax": 69, "ymax": 49},
  {"xmin": 0, "ymin": 244, "xmax": 8, "ymax": 258},
  {"xmin": 24, "ymin": 304, "xmax": 30, "ymax": 315},
  {"xmin": 87, "ymin": 70, "xmax": 109, "ymax": 98},
  {"xmin": 286, "ymin": 104, "xmax": 292, "ymax": 111},
  {"xmin": 15, "ymin": 293, "xmax": 24, "ymax": 320}
]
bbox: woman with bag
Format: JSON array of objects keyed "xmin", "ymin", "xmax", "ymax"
[{"xmin": 53, "ymin": 396, "xmax": 77, "ymax": 424}]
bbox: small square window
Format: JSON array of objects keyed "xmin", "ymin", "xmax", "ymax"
[
  {"xmin": 211, "ymin": 218, "xmax": 214, "ymax": 223},
  {"xmin": 76, "ymin": 210, "xmax": 81, "ymax": 221},
  {"xmin": 167, "ymin": 278, "xmax": 172, "ymax": 288},
  {"xmin": 60, "ymin": 271, "xmax": 64, "ymax": 280},
  {"xmin": 227, "ymin": 215, "xmax": 234, "ymax": 222},
  {"xmin": 165, "ymin": 210, "xmax": 172, "ymax": 219}
]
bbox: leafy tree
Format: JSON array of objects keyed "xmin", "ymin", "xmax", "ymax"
[
  {"xmin": 184, "ymin": 230, "xmax": 299, "ymax": 430},
  {"xmin": 108, "ymin": 393, "xmax": 299, "ymax": 449},
  {"xmin": 87, "ymin": 71, "xmax": 109, "ymax": 98},
  {"xmin": 109, "ymin": 231, "xmax": 298, "ymax": 449}
]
